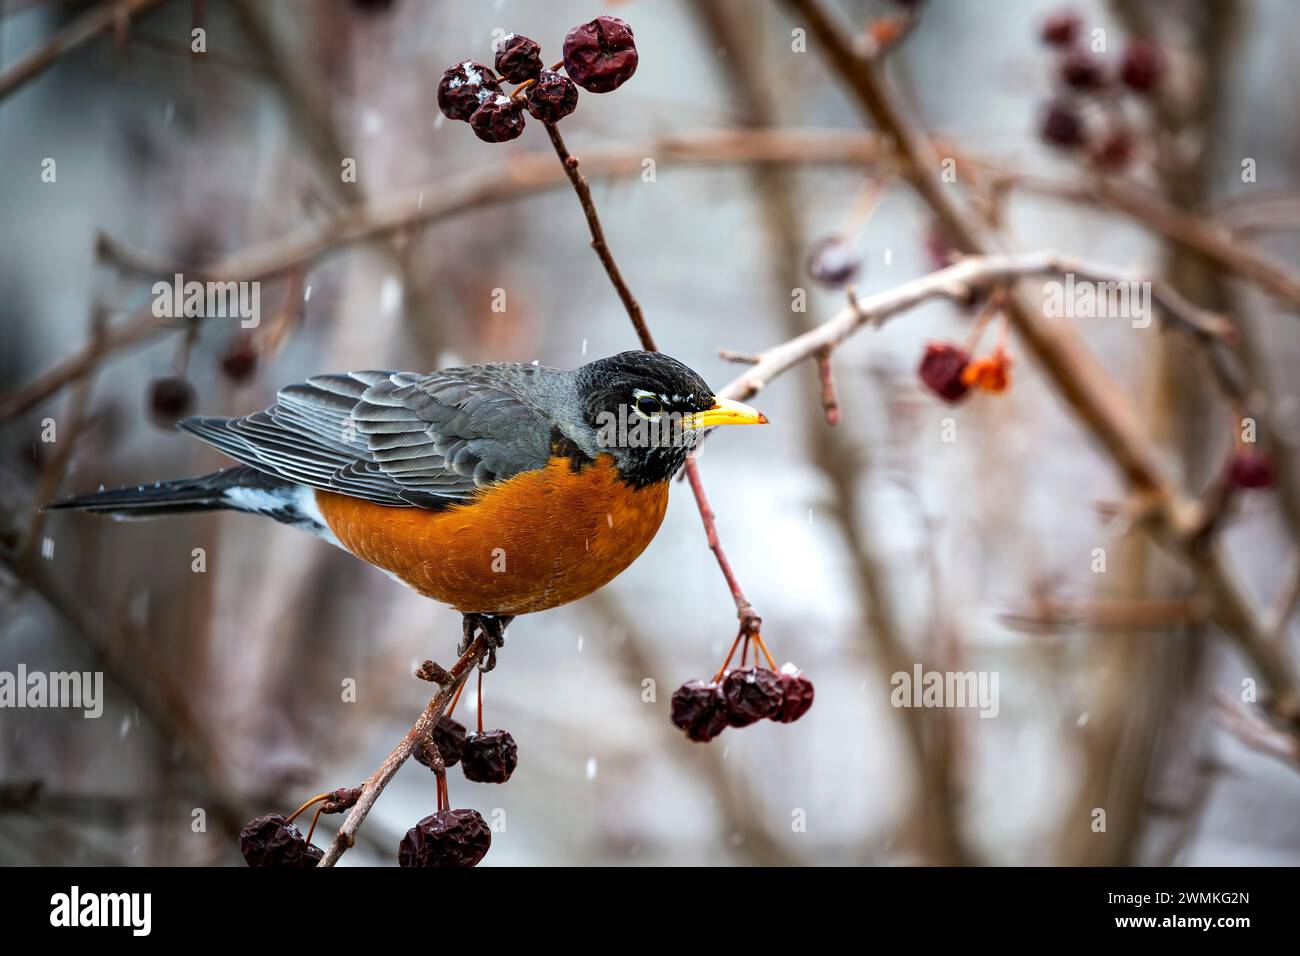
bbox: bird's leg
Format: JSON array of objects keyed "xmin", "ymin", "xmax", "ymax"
[{"xmin": 458, "ymin": 613, "xmax": 513, "ymax": 672}]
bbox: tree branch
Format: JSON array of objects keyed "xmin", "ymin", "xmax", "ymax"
[
  {"xmin": 0, "ymin": 0, "xmax": 168, "ymax": 103},
  {"xmin": 316, "ymin": 631, "xmax": 491, "ymax": 867}
]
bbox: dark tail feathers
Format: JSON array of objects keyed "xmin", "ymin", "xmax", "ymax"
[{"xmin": 44, "ymin": 466, "xmax": 277, "ymax": 519}]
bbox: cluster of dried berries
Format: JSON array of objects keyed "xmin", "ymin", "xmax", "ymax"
[
  {"xmin": 402, "ymin": 711, "xmax": 494, "ymax": 867},
  {"xmin": 1035, "ymin": 9, "xmax": 1165, "ymax": 170},
  {"xmin": 670, "ymin": 630, "xmax": 813, "ymax": 743},
  {"xmin": 437, "ymin": 16, "xmax": 637, "ymax": 143},
  {"xmin": 414, "ymin": 684, "xmax": 518, "ymax": 785}
]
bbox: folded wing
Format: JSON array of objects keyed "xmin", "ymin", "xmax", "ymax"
[{"xmin": 179, "ymin": 365, "xmax": 556, "ymax": 509}]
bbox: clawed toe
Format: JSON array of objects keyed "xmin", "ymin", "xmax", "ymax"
[{"xmin": 459, "ymin": 614, "xmax": 513, "ymax": 671}]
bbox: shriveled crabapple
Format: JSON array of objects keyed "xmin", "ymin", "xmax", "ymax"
[
  {"xmin": 437, "ymin": 60, "xmax": 501, "ymax": 122},
  {"xmin": 1059, "ymin": 48, "xmax": 1106, "ymax": 90},
  {"xmin": 720, "ymin": 666, "xmax": 783, "ymax": 727},
  {"xmin": 219, "ymin": 334, "xmax": 258, "ymax": 384},
  {"xmin": 1228, "ymin": 450, "xmax": 1275, "ymax": 490},
  {"xmin": 1119, "ymin": 39, "xmax": 1163, "ymax": 93},
  {"xmin": 149, "ymin": 376, "xmax": 195, "ymax": 426},
  {"xmin": 772, "ymin": 664, "xmax": 815, "ymax": 723},
  {"xmin": 239, "ymin": 814, "xmax": 323, "ymax": 868},
  {"xmin": 806, "ymin": 236, "xmax": 863, "ymax": 288},
  {"xmin": 525, "ymin": 70, "xmax": 579, "ymax": 123},
  {"xmin": 495, "ymin": 33, "xmax": 544, "ymax": 84},
  {"xmin": 670, "ymin": 680, "xmax": 728, "ymax": 742},
  {"xmin": 460, "ymin": 728, "xmax": 518, "ymax": 783},
  {"xmin": 470, "ymin": 94, "xmax": 527, "ymax": 143},
  {"xmin": 1040, "ymin": 98, "xmax": 1085, "ymax": 148},
  {"xmin": 563, "ymin": 16, "xmax": 638, "ymax": 93},
  {"xmin": 918, "ymin": 342, "xmax": 971, "ymax": 404},
  {"xmin": 1095, "ymin": 127, "xmax": 1136, "ymax": 170},
  {"xmin": 398, "ymin": 809, "xmax": 491, "ymax": 868},
  {"xmin": 1040, "ymin": 10, "xmax": 1081, "ymax": 47}
]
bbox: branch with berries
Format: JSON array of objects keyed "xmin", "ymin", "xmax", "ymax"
[
  {"xmin": 778, "ymin": 0, "xmax": 1300, "ymax": 739},
  {"xmin": 439, "ymin": 18, "xmax": 818, "ymax": 747}
]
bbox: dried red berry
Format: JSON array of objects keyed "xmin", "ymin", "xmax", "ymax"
[
  {"xmin": 461, "ymin": 729, "xmax": 518, "ymax": 783},
  {"xmin": 1091, "ymin": 127, "xmax": 1133, "ymax": 170},
  {"xmin": 495, "ymin": 34, "xmax": 544, "ymax": 84},
  {"xmin": 417, "ymin": 715, "xmax": 467, "ymax": 768},
  {"xmin": 772, "ymin": 665, "xmax": 815, "ymax": 723},
  {"xmin": 219, "ymin": 335, "xmax": 258, "ymax": 384},
  {"xmin": 398, "ymin": 808, "xmax": 491, "ymax": 868},
  {"xmin": 1040, "ymin": 98, "xmax": 1084, "ymax": 148},
  {"xmin": 239, "ymin": 814, "xmax": 323, "ymax": 868},
  {"xmin": 918, "ymin": 342, "xmax": 971, "ymax": 403},
  {"xmin": 149, "ymin": 376, "xmax": 195, "ymax": 426},
  {"xmin": 1228, "ymin": 450, "xmax": 1275, "ymax": 490},
  {"xmin": 1040, "ymin": 11, "xmax": 1081, "ymax": 47},
  {"xmin": 1119, "ymin": 40, "xmax": 1163, "ymax": 93},
  {"xmin": 562, "ymin": 16, "xmax": 638, "ymax": 93},
  {"xmin": 806, "ymin": 236, "xmax": 863, "ymax": 288},
  {"xmin": 437, "ymin": 60, "xmax": 501, "ymax": 122},
  {"xmin": 469, "ymin": 95, "xmax": 526, "ymax": 143},
  {"xmin": 351, "ymin": 0, "xmax": 395, "ymax": 14},
  {"xmin": 670, "ymin": 680, "xmax": 728, "ymax": 743},
  {"xmin": 721, "ymin": 667, "xmax": 783, "ymax": 727},
  {"xmin": 525, "ymin": 70, "xmax": 579, "ymax": 123},
  {"xmin": 1059, "ymin": 49, "xmax": 1106, "ymax": 90}
]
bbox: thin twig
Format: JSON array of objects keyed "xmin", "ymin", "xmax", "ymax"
[
  {"xmin": 715, "ymin": 250, "xmax": 1227, "ymax": 406},
  {"xmin": 0, "ymin": 0, "xmax": 168, "ymax": 103},
  {"xmin": 544, "ymin": 123, "xmax": 656, "ymax": 351},
  {"xmin": 814, "ymin": 347, "xmax": 839, "ymax": 425},
  {"xmin": 316, "ymin": 632, "xmax": 491, "ymax": 867},
  {"xmin": 683, "ymin": 456, "xmax": 761, "ymax": 635}
]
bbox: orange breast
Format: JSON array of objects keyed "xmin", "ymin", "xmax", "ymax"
[{"xmin": 314, "ymin": 455, "xmax": 669, "ymax": 615}]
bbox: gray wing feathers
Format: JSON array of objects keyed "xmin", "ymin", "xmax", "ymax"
[{"xmin": 178, "ymin": 367, "xmax": 557, "ymax": 509}]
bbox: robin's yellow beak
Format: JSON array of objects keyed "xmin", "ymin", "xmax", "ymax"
[{"xmin": 682, "ymin": 397, "xmax": 769, "ymax": 429}]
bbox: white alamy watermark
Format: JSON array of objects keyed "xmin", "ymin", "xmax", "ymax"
[
  {"xmin": 1042, "ymin": 273, "xmax": 1152, "ymax": 328},
  {"xmin": 890, "ymin": 664, "xmax": 999, "ymax": 718},
  {"xmin": 50, "ymin": 886, "xmax": 151, "ymax": 936},
  {"xmin": 595, "ymin": 405, "xmax": 692, "ymax": 450},
  {"xmin": 0, "ymin": 665, "xmax": 103, "ymax": 718},
  {"xmin": 152, "ymin": 273, "xmax": 260, "ymax": 327}
]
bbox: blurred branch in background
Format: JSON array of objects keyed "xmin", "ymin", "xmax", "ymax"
[
  {"xmin": 776, "ymin": 0, "xmax": 1300, "ymax": 747},
  {"xmin": 0, "ymin": 0, "xmax": 167, "ymax": 102}
]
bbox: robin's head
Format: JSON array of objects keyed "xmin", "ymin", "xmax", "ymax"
[{"xmin": 571, "ymin": 351, "xmax": 767, "ymax": 486}]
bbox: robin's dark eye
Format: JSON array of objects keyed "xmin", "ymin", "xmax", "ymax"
[{"xmin": 635, "ymin": 394, "xmax": 662, "ymax": 418}]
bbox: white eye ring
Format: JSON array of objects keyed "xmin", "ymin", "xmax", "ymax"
[{"xmin": 632, "ymin": 389, "xmax": 664, "ymax": 420}]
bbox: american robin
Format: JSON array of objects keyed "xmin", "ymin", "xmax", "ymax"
[{"xmin": 47, "ymin": 350, "xmax": 766, "ymax": 660}]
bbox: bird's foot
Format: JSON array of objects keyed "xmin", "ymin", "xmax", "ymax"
[{"xmin": 458, "ymin": 613, "xmax": 513, "ymax": 672}]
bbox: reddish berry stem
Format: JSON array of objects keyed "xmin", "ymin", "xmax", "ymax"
[
  {"xmin": 684, "ymin": 456, "xmax": 761, "ymax": 637},
  {"xmin": 476, "ymin": 668, "xmax": 485, "ymax": 735}
]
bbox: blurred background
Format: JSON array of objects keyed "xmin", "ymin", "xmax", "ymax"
[{"xmin": 2, "ymin": 0, "xmax": 1299, "ymax": 866}]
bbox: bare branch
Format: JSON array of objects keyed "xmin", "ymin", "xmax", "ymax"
[{"xmin": 0, "ymin": 0, "xmax": 168, "ymax": 103}]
